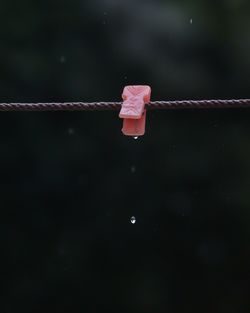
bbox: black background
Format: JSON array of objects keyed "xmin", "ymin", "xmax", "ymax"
[{"xmin": 0, "ymin": 0, "xmax": 250, "ymax": 312}]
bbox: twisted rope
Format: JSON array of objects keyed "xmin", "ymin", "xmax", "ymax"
[{"xmin": 0, "ymin": 99, "xmax": 249, "ymax": 111}]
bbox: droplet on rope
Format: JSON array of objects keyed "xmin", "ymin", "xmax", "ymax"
[{"xmin": 134, "ymin": 136, "xmax": 138, "ymax": 140}]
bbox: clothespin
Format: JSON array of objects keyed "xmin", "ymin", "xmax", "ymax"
[{"xmin": 119, "ymin": 85, "xmax": 151, "ymax": 136}]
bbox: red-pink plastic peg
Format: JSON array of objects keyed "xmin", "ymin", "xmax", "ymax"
[{"xmin": 119, "ymin": 85, "xmax": 151, "ymax": 136}]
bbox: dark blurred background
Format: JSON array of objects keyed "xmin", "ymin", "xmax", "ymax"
[{"xmin": 0, "ymin": 0, "xmax": 250, "ymax": 312}]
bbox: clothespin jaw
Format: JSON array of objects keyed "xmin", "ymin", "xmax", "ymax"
[{"xmin": 119, "ymin": 85, "xmax": 151, "ymax": 136}]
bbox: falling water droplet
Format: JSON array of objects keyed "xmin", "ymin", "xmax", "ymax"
[
  {"xmin": 60, "ymin": 56, "xmax": 66, "ymax": 63},
  {"xmin": 134, "ymin": 136, "xmax": 138, "ymax": 140},
  {"xmin": 131, "ymin": 166, "xmax": 136, "ymax": 173},
  {"xmin": 190, "ymin": 18, "xmax": 193, "ymax": 24},
  {"xmin": 68, "ymin": 128, "xmax": 75, "ymax": 135},
  {"xmin": 130, "ymin": 216, "xmax": 136, "ymax": 224}
]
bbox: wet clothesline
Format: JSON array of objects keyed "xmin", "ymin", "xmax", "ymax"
[{"xmin": 0, "ymin": 99, "xmax": 249, "ymax": 111}]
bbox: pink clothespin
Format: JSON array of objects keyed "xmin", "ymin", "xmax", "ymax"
[{"xmin": 119, "ymin": 85, "xmax": 151, "ymax": 136}]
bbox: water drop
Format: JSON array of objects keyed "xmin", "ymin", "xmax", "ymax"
[
  {"xmin": 190, "ymin": 18, "xmax": 193, "ymax": 24},
  {"xmin": 60, "ymin": 56, "xmax": 66, "ymax": 63},
  {"xmin": 68, "ymin": 128, "xmax": 75, "ymax": 135},
  {"xmin": 130, "ymin": 216, "xmax": 136, "ymax": 224},
  {"xmin": 131, "ymin": 166, "xmax": 136, "ymax": 173},
  {"xmin": 134, "ymin": 136, "xmax": 138, "ymax": 140}
]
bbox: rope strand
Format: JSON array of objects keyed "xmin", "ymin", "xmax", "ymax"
[{"xmin": 0, "ymin": 99, "xmax": 249, "ymax": 111}]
